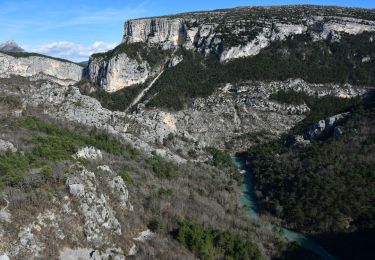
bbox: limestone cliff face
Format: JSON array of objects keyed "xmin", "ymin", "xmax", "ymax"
[
  {"xmin": 122, "ymin": 7, "xmax": 375, "ymax": 62},
  {"xmin": 0, "ymin": 52, "xmax": 83, "ymax": 86},
  {"xmin": 123, "ymin": 18, "xmax": 187, "ymax": 49},
  {"xmin": 123, "ymin": 17, "xmax": 218, "ymax": 51},
  {"xmin": 88, "ymin": 53, "xmax": 151, "ymax": 92},
  {"xmin": 88, "ymin": 6, "xmax": 375, "ymax": 93}
]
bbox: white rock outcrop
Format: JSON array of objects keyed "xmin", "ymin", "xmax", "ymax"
[
  {"xmin": 74, "ymin": 147, "xmax": 103, "ymax": 161},
  {"xmin": 88, "ymin": 53, "xmax": 151, "ymax": 92},
  {"xmin": 0, "ymin": 197, "xmax": 11, "ymax": 223},
  {"xmin": 307, "ymin": 112, "xmax": 350, "ymax": 139},
  {"xmin": 0, "ymin": 139, "xmax": 17, "ymax": 154},
  {"xmin": 65, "ymin": 165, "xmax": 129, "ymax": 246},
  {"xmin": 121, "ymin": 9, "xmax": 375, "ymax": 63},
  {"xmin": 123, "ymin": 18, "xmax": 186, "ymax": 49},
  {"xmin": 0, "ymin": 254, "xmax": 10, "ymax": 260},
  {"xmin": 0, "ymin": 52, "xmax": 83, "ymax": 86},
  {"xmin": 107, "ymin": 176, "xmax": 133, "ymax": 211}
]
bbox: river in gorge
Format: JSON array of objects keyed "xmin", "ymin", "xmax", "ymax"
[{"xmin": 234, "ymin": 155, "xmax": 338, "ymax": 260}]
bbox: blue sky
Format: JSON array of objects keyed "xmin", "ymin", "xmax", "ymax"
[{"xmin": 0, "ymin": 0, "xmax": 374, "ymax": 61}]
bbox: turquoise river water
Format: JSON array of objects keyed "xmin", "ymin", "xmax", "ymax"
[{"xmin": 234, "ymin": 155, "xmax": 338, "ymax": 260}]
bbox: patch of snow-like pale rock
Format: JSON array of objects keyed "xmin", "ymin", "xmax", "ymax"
[
  {"xmin": 127, "ymin": 244, "xmax": 137, "ymax": 256},
  {"xmin": 221, "ymin": 23, "xmax": 307, "ymax": 61},
  {"xmin": 0, "ymin": 52, "xmax": 83, "ymax": 86},
  {"xmin": 0, "ymin": 140, "xmax": 17, "ymax": 154},
  {"xmin": 0, "ymin": 197, "xmax": 11, "ymax": 223},
  {"xmin": 0, "ymin": 254, "xmax": 9, "ymax": 260},
  {"xmin": 271, "ymin": 23, "xmax": 307, "ymax": 41},
  {"xmin": 134, "ymin": 229, "xmax": 155, "ymax": 242},
  {"xmin": 74, "ymin": 147, "xmax": 103, "ymax": 161},
  {"xmin": 167, "ymin": 55, "xmax": 183, "ymax": 68},
  {"xmin": 220, "ymin": 29, "xmax": 270, "ymax": 61},
  {"xmin": 97, "ymin": 165, "xmax": 115, "ymax": 174},
  {"xmin": 362, "ymin": 56, "xmax": 371, "ymax": 63}
]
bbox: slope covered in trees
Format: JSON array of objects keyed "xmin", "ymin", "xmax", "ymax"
[
  {"xmin": 144, "ymin": 32, "xmax": 375, "ymax": 110},
  {"xmin": 247, "ymin": 92, "xmax": 375, "ymax": 234}
]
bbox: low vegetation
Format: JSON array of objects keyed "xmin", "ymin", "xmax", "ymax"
[
  {"xmin": 0, "ymin": 95, "xmax": 23, "ymax": 109},
  {"xmin": 176, "ymin": 220, "xmax": 261, "ymax": 260},
  {"xmin": 147, "ymin": 156, "xmax": 178, "ymax": 179},
  {"xmin": 92, "ymin": 42, "xmax": 171, "ymax": 67},
  {"xmin": 0, "ymin": 116, "xmax": 136, "ymax": 189},
  {"xmin": 269, "ymin": 90, "xmax": 311, "ymax": 105},
  {"xmin": 207, "ymin": 147, "xmax": 242, "ymax": 182}
]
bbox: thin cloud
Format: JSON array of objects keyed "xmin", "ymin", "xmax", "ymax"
[{"xmin": 31, "ymin": 41, "xmax": 118, "ymax": 62}]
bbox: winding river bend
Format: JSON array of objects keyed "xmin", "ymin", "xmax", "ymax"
[{"xmin": 234, "ymin": 155, "xmax": 338, "ymax": 260}]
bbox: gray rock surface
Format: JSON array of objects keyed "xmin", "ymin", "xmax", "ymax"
[
  {"xmin": 0, "ymin": 52, "xmax": 83, "ymax": 86},
  {"xmin": 88, "ymin": 53, "xmax": 151, "ymax": 92},
  {"xmin": 21, "ymin": 76, "xmax": 366, "ymax": 158},
  {"xmin": 65, "ymin": 165, "xmax": 124, "ymax": 246},
  {"xmin": 122, "ymin": 7, "xmax": 375, "ymax": 62},
  {"xmin": 307, "ymin": 112, "xmax": 350, "ymax": 139}
]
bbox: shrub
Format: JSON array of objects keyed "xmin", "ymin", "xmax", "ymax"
[
  {"xmin": 269, "ymin": 90, "xmax": 311, "ymax": 105},
  {"xmin": 0, "ymin": 153, "xmax": 29, "ymax": 189},
  {"xmin": 176, "ymin": 221, "xmax": 261, "ymax": 260},
  {"xmin": 147, "ymin": 156, "xmax": 178, "ymax": 179},
  {"xmin": 119, "ymin": 170, "xmax": 133, "ymax": 185},
  {"xmin": 158, "ymin": 187, "xmax": 173, "ymax": 196},
  {"xmin": 0, "ymin": 95, "xmax": 22, "ymax": 109}
]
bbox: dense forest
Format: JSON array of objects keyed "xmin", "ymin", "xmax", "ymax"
[
  {"xmin": 246, "ymin": 92, "xmax": 375, "ymax": 258},
  {"xmin": 144, "ymin": 32, "xmax": 374, "ymax": 110}
]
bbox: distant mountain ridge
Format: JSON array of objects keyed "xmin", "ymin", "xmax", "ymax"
[{"xmin": 0, "ymin": 40, "xmax": 24, "ymax": 52}]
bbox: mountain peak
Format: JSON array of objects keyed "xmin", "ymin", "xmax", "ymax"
[{"xmin": 0, "ymin": 40, "xmax": 25, "ymax": 52}]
